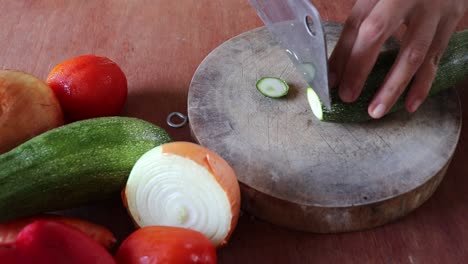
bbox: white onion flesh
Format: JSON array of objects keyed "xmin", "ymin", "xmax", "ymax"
[{"xmin": 125, "ymin": 146, "xmax": 233, "ymax": 246}]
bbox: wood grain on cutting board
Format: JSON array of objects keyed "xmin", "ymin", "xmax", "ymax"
[{"xmin": 0, "ymin": 0, "xmax": 467, "ymax": 263}]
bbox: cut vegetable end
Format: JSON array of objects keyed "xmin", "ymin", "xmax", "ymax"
[
  {"xmin": 256, "ymin": 77, "xmax": 289, "ymax": 98},
  {"xmin": 124, "ymin": 142, "xmax": 240, "ymax": 247},
  {"xmin": 307, "ymin": 87, "xmax": 323, "ymax": 120}
]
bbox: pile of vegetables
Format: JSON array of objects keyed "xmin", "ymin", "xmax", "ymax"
[{"xmin": 0, "ymin": 55, "xmax": 242, "ymax": 263}]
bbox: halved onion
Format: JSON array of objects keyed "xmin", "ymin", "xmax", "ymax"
[{"xmin": 123, "ymin": 142, "xmax": 241, "ymax": 247}]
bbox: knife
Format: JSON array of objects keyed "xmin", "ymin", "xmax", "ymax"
[{"xmin": 249, "ymin": 0, "xmax": 331, "ymax": 109}]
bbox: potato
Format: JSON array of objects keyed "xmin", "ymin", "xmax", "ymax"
[{"xmin": 0, "ymin": 70, "xmax": 64, "ymax": 153}]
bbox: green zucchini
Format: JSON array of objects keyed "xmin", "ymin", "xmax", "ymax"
[
  {"xmin": 308, "ymin": 29, "xmax": 468, "ymax": 123},
  {"xmin": 0, "ymin": 116, "xmax": 172, "ymax": 222}
]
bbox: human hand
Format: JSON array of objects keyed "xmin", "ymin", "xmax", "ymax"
[{"xmin": 328, "ymin": 0, "xmax": 467, "ymax": 118}]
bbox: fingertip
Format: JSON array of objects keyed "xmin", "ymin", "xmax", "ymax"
[
  {"xmin": 407, "ymin": 98, "xmax": 423, "ymax": 113},
  {"xmin": 338, "ymin": 85, "xmax": 355, "ymax": 102},
  {"xmin": 368, "ymin": 103, "xmax": 387, "ymax": 119},
  {"xmin": 405, "ymin": 101, "xmax": 412, "ymax": 113}
]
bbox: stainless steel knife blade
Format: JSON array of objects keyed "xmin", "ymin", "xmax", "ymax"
[{"xmin": 249, "ymin": 0, "xmax": 331, "ymax": 109}]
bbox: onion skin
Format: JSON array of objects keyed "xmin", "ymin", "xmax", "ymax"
[{"xmin": 122, "ymin": 142, "xmax": 241, "ymax": 247}]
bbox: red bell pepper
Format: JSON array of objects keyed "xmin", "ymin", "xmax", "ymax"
[
  {"xmin": 0, "ymin": 220, "xmax": 116, "ymax": 264},
  {"xmin": 0, "ymin": 214, "xmax": 116, "ymax": 250}
]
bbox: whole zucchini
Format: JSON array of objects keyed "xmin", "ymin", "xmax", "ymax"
[
  {"xmin": 308, "ymin": 29, "xmax": 468, "ymax": 123},
  {"xmin": 0, "ymin": 117, "xmax": 172, "ymax": 222}
]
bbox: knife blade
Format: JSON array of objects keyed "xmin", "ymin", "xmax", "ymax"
[{"xmin": 249, "ymin": 0, "xmax": 331, "ymax": 109}]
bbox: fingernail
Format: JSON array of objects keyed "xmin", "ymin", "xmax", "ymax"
[
  {"xmin": 371, "ymin": 104, "xmax": 386, "ymax": 118},
  {"xmin": 339, "ymin": 86, "xmax": 354, "ymax": 102},
  {"xmin": 410, "ymin": 99, "xmax": 422, "ymax": 113},
  {"xmin": 329, "ymin": 72, "xmax": 337, "ymax": 88}
]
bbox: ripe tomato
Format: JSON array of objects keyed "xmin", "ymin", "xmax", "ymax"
[
  {"xmin": 47, "ymin": 55, "xmax": 127, "ymax": 122},
  {"xmin": 115, "ymin": 226, "xmax": 217, "ymax": 264}
]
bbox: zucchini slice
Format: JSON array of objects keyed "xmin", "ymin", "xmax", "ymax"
[
  {"xmin": 256, "ymin": 77, "xmax": 289, "ymax": 98},
  {"xmin": 307, "ymin": 87, "xmax": 323, "ymax": 120}
]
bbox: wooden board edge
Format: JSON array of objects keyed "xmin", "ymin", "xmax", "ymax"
[
  {"xmin": 239, "ymin": 159, "xmax": 451, "ymax": 233},
  {"xmin": 189, "ymin": 118, "xmax": 457, "ymax": 233}
]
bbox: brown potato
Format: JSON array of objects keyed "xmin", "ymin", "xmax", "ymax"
[{"xmin": 0, "ymin": 70, "xmax": 64, "ymax": 153}]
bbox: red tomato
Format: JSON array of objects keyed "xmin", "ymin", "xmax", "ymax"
[
  {"xmin": 115, "ymin": 226, "xmax": 217, "ymax": 264},
  {"xmin": 47, "ymin": 54, "xmax": 128, "ymax": 122}
]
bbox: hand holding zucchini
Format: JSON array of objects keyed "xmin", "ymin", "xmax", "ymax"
[
  {"xmin": 328, "ymin": 0, "xmax": 468, "ymax": 119},
  {"xmin": 0, "ymin": 116, "xmax": 171, "ymax": 222},
  {"xmin": 309, "ymin": 29, "xmax": 468, "ymax": 123}
]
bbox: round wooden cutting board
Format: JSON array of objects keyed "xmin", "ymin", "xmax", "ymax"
[{"xmin": 187, "ymin": 22, "xmax": 462, "ymax": 233}]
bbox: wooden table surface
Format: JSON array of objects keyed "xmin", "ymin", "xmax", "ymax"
[{"xmin": 1, "ymin": 1, "xmax": 467, "ymax": 263}]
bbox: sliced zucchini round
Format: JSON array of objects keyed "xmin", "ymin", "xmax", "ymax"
[
  {"xmin": 256, "ymin": 77, "xmax": 289, "ymax": 98},
  {"xmin": 307, "ymin": 87, "xmax": 323, "ymax": 120}
]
